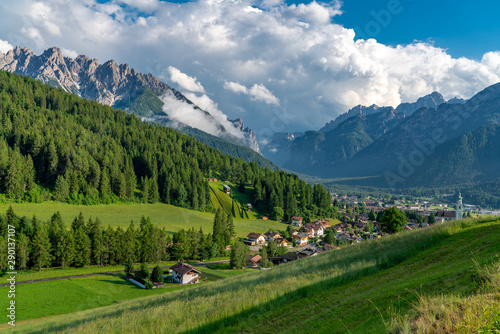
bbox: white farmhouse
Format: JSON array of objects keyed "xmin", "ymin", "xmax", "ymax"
[{"xmin": 170, "ymin": 262, "xmax": 201, "ymax": 284}]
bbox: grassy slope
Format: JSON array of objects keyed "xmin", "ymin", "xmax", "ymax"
[
  {"xmin": 8, "ymin": 218, "xmax": 499, "ymax": 333},
  {"xmin": 208, "ymin": 182, "xmax": 260, "ymax": 219},
  {"xmin": 0, "ymin": 202, "xmax": 284, "ymax": 236},
  {"xmin": 221, "ymin": 219, "xmax": 500, "ymax": 333}
]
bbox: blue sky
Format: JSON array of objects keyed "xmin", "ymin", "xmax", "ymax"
[
  {"xmin": 333, "ymin": 0, "xmax": 500, "ymax": 60},
  {"xmin": 1, "ymin": 0, "xmax": 500, "ymax": 135}
]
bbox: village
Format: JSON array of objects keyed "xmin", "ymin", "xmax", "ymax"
[{"xmin": 124, "ymin": 189, "xmax": 499, "ymax": 288}]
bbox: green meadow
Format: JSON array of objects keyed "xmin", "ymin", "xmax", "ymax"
[
  {"xmin": 7, "ymin": 218, "xmax": 499, "ymax": 333},
  {"xmin": 0, "ymin": 264, "xmax": 250, "ymax": 323},
  {"xmin": 208, "ymin": 181, "xmax": 262, "ymax": 219},
  {"xmin": 0, "ymin": 202, "xmax": 285, "ymax": 236}
]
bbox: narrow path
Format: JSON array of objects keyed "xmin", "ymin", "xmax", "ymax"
[{"xmin": 0, "ymin": 260, "xmax": 230, "ymax": 286}]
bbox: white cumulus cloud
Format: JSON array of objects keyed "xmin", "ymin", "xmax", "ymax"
[
  {"xmin": 225, "ymin": 81, "xmax": 280, "ymax": 105},
  {"xmin": 0, "ymin": 39, "xmax": 13, "ymax": 54},
  {"xmin": 168, "ymin": 66, "xmax": 206, "ymax": 93}
]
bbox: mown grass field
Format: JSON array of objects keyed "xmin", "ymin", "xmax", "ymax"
[
  {"xmin": 208, "ymin": 181, "xmax": 261, "ymax": 219},
  {"xmin": 8, "ymin": 218, "xmax": 499, "ymax": 333},
  {"xmin": 0, "ymin": 202, "xmax": 285, "ymax": 236}
]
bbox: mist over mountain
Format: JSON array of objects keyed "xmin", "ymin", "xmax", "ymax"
[
  {"xmin": 259, "ymin": 132, "xmax": 304, "ymax": 166},
  {"xmin": 0, "ymin": 46, "xmax": 261, "ymax": 155}
]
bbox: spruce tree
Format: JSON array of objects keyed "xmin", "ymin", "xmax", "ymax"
[
  {"xmin": 226, "ymin": 214, "xmax": 235, "ymax": 243},
  {"xmin": 16, "ymin": 233, "xmax": 30, "ymax": 270},
  {"xmin": 124, "ymin": 258, "xmax": 135, "ymax": 276},
  {"xmin": 261, "ymin": 246, "xmax": 269, "ymax": 263},
  {"xmin": 54, "ymin": 175, "xmax": 69, "ymax": 201},
  {"xmin": 73, "ymin": 226, "xmax": 90, "ymax": 267},
  {"xmin": 32, "ymin": 224, "xmax": 53, "ymax": 270},
  {"xmin": 142, "ymin": 177, "xmax": 149, "ymax": 203},
  {"xmin": 71, "ymin": 212, "xmax": 86, "ymax": 231},
  {"xmin": 212, "ymin": 208, "xmax": 227, "ymax": 250},
  {"xmin": 138, "ymin": 262, "xmax": 150, "ymax": 280},
  {"xmin": 58, "ymin": 231, "xmax": 75, "ymax": 268},
  {"xmin": 0, "ymin": 236, "xmax": 7, "ymax": 270},
  {"xmin": 230, "ymin": 241, "xmax": 247, "ymax": 269},
  {"xmin": 151, "ymin": 265, "xmax": 164, "ymax": 283}
]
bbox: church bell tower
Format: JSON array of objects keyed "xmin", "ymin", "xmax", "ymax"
[{"xmin": 456, "ymin": 192, "xmax": 463, "ymax": 219}]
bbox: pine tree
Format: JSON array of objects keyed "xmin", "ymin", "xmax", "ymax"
[
  {"xmin": 368, "ymin": 209, "xmax": 376, "ymax": 221},
  {"xmin": 266, "ymin": 239, "xmax": 278, "ymax": 257},
  {"xmin": 73, "ymin": 226, "xmax": 90, "ymax": 267},
  {"xmin": 226, "ymin": 214, "xmax": 235, "ymax": 241},
  {"xmin": 58, "ymin": 231, "xmax": 75, "ymax": 268},
  {"xmin": 32, "ymin": 224, "xmax": 53, "ymax": 270},
  {"xmin": 139, "ymin": 217, "xmax": 155, "ymax": 263},
  {"xmin": 150, "ymin": 177, "xmax": 159, "ymax": 203},
  {"xmin": 142, "ymin": 177, "xmax": 149, "ymax": 203},
  {"xmin": 71, "ymin": 212, "xmax": 85, "ymax": 231},
  {"xmin": 151, "ymin": 265, "xmax": 164, "ymax": 283},
  {"xmin": 124, "ymin": 258, "xmax": 135, "ymax": 276},
  {"xmin": 230, "ymin": 241, "xmax": 247, "ymax": 269},
  {"xmin": 261, "ymin": 246, "xmax": 268, "ymax": 263},
  {"xmin": 177, "ymin": 183, "xmax": 188, "ymax": 207},
  {"xmin": 118, "ymin": 173, "xmax": 127, "ymax": 198},
  {"xmin": 0, "ymin": 236, "xmax": 7, "ymax": 270},
  {"xmin": 92, "ymin": 227, "xmax": 104, "ymax": 266},
  {"xmin": 100, "ymin": 168, "xmax": 112, "ymax": 203},
  {"xmin": 138, "ymin": 262, "xmax": 150, "ymax": 280},
  {"xmin": 212, "ymin": 208, "xmax": 227, "ymax": 250},
  {"xmin": 16, "ymin": 233, "xmax": 30, "ymax": 270}
]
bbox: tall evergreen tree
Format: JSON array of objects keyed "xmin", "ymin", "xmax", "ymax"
[
  {"xmin": 54, "ymin": 175, "xmax": 69, "ymax": 201},
  {"xmin": 16, "ymin": 233, "xmax": 30, "ymax": 270},
  {"xmin": 230, "ymin": 241, "xmax": 247, "ymax": 268},
  {"xmin": 32, "ymin": 224, "xmax": 53, "ymax": 270},
  {"xmin": 73, "ymin": 227, "xmax": 90, "ymax": 267}
]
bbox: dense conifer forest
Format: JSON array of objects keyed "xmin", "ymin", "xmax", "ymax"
[{"xmin": 0, "ymin": 70, "xmax": 333, "ymax": 220}]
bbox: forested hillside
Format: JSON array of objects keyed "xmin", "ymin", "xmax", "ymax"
[{"xmin": 0, "ymin": 71, "xmax": 332, "ymax": 220}]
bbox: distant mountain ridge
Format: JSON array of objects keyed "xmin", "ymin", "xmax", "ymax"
[
  {"xmin": 283, "ymin": 108, "xmax": 405, "ymax": 175},
  {"xmin": 396, "ymin": 91, "xmax": 446, "ymax": 116},
  {"xmin": 260, "ymin": 85, "xmax": 499, "ymax": 195},
  {"xmin": 0, "ymin": 46, "xmax": 262, "ymax": 156},
  {"xmin": 320, "ymin": 105, "xmax": 394, "ymax": 133}
]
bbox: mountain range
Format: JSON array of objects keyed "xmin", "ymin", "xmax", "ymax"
[
  {"xmin": 265, "ymin": 92, "xmax": 466, "ymax": 171},
  {"xmin": 270, "ymin": 86, "xmax": 500, "ymax": 198},
  {"xmin": 0, "ymin": 46, "xmax": 266, "ymax": 163}
]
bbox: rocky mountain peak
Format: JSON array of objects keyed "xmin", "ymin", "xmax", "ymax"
[
  {"xmin": 230, "ymin": 118, "xmax": 260, "ymax": 153},
  {"xmin": 320, "ymin": 104, "xmax": 392, "ymax": 132},
  {"xmin": 396, "ymin": 91, "xmax": 446, "ymax": 116},
  {"xmin": 41, "ymin": 46, "xmax": 64, "ymax": 61}
]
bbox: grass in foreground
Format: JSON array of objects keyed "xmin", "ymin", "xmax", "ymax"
[
  {"xmin": 389, "ymin": 259, "xmax": 500, "ymax": 333},
  {"xmin": 0, "ymin": 202, "xmax": 285, "ymax": 236},
  {"xmin": 8, "ymin": 218, "xmax": 499, "ymax": 333}
]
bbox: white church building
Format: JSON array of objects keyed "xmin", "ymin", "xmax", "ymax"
[{"xmin": 435, "ymin": 192, "xmax": 463, "ymax": 223}]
